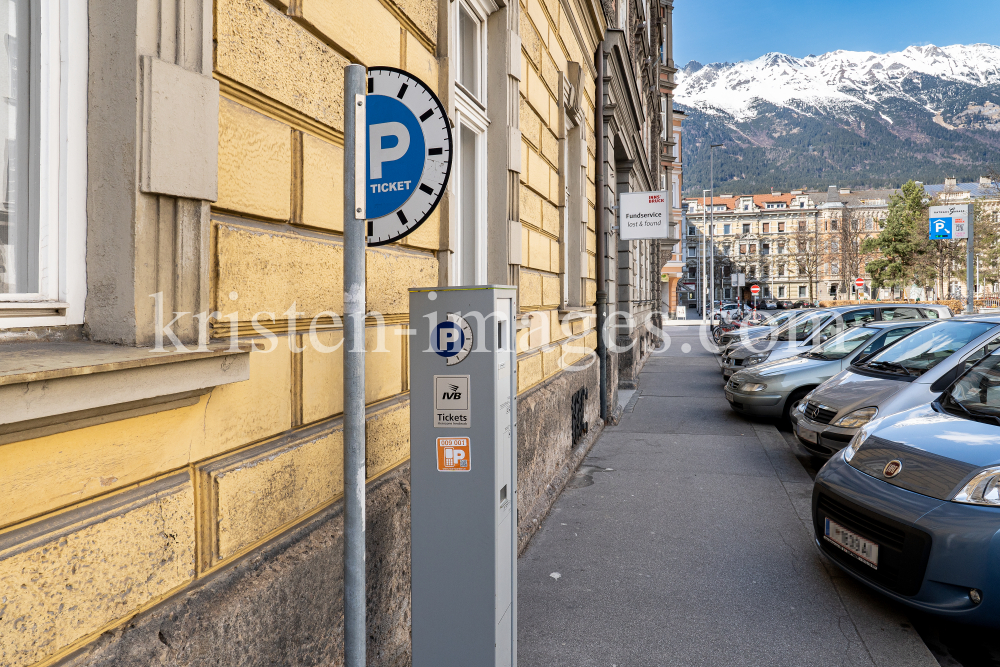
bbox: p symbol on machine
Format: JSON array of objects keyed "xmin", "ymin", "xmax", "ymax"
[{"xmin": 431, "ymin": 314, "xmax": 474, "ymax": 366}]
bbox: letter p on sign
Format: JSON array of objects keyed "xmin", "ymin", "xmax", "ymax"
[{"xmin": 369, "ymin": 122, "xmax": 410, "ymax": 179}]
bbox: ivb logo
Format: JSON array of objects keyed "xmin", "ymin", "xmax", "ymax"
[
  {"xmin": 441, "ymin": 384, "xmax": 463, "ymax": 401},
  {"xmin": 434, "ymin": 375, "xmax": 470, "ymax": 429}
]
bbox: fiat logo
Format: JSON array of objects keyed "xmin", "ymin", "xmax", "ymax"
[{"xmin": 883, "ymin": 460, "xmax": 903, "ymax": 478}]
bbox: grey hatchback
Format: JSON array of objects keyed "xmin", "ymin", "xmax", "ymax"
[
  {"xmin": 725, "ymin": 320, "xmax": 930, "ymax": 421},
  {"xmin": 792, "ymin": 316, "xmax": 1000, "ymax": 457}
]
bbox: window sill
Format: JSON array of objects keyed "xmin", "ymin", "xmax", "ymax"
[
  {"xmin": 0, "ymin": 341, "xmax": 251, "ymax": 445},
  {"xmin": 0, "ymin": 302, "xmax": 71, "ymax": 328}
]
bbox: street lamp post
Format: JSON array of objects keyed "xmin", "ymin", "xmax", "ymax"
[
  {"xmin": 709, "ymin": 143, "xmax": 724, "ymax": 321},
  {"xmin": 702, "ymin": 189, "xmax": 709, "ymax": 319}
]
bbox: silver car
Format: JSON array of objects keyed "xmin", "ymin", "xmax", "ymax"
[
  {"xmin": 717, "ymin": 309, "xmax": 810, "ymax": 351},
  {"xmin": 725, "ymin": 320, "xmax": 930, "ymax": 421},
  {"xmin": 721, "ymin": 304, "xmax": 951, "ymax": 379},
  {"xmin": 792, "ymin": 316, "xmax": 1000, "ymax": 457}
]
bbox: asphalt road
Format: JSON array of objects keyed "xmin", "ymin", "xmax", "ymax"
[{"xmin": 517, "ymin": 326, "xmax": 941, "ymax": 667}]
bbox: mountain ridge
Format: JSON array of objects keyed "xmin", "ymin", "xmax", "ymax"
[{"xmin": 676, "ymin": 44, "xmax": 1000, "ymax": 194}]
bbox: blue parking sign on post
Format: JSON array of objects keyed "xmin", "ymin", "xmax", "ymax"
[
  {"xmin": 929, "ymin": 204, "xmax": 971, "ymax": 240},
  {"xmin": 929, "ymin": 217, "xmax": 953, "ymax": 240},
  {"xmin": 365, "ymin": 67, "xmax": 453, "ymax": 246}
]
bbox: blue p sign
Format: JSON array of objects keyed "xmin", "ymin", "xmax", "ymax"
[
  {"xmin": 432, "ymin": 322, "xmax": 465, "ymax": 358},
  {"xmin": 929, "ymin": 217, "xmax": 952, "ymax": 240}
]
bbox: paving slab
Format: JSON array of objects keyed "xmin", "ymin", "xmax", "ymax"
[{"xmin": 518, "ymin": 343, "xmax": 938, "ymax": 667}]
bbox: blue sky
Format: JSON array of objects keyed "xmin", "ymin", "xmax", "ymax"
[{"xmin": 674, "ymin": 0, "xmax": 1000, "ymax": 66}]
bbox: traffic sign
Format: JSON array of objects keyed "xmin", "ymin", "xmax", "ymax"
[
  {"xmin": 855, "ymin": 277, "xmax": 865, "ymax": 288},
  {"xmin": 929, "ymin": 204, "xmax": 971, "ymax": 240},
  {"xmin": 750, "ymin": 285, "xmax": 760, "ymax": 295},
  {"xmin": 365, "ymin": 67, "xmax": 452, "ymax": 246}
]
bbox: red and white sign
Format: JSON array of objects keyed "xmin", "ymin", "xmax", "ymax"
[
  {"xmin": 855, "ymin": 278, "xmax": 865, "ymax": 288},
  {"xmin": 750, "ymin": 285, "xmax": 760, "ymax": 295},
  {"xmin": 619, "ymin": 191, "xmax": 669, "ymax": 240}
]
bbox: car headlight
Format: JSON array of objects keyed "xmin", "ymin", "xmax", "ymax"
[
  {"xmin": 844, "ymin": 430, "xmax": 867, "ymax": 462},
  {"xmin": 740, "ymin": 382, "xmax": 766, "ymax": 392},
  {"xmin": 832, "ymin": 407, "xmax": 878, "ymax": 428},
  {"xmin": 953, "ymin": 466, "xmax": 1000, "ymax": 506},
  {"xmin": 794, "ymin": 400, "xmax": 806, "ymax": 414},
  {"xmin": 745, "ymin": 352, "xmax": 771, "ymax": 366}
]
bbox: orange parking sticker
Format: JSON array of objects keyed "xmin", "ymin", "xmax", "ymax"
[{"xmin": 437, "ymin": 437, "xmax": 471, "ymax": 471}]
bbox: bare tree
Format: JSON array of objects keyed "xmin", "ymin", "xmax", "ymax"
[
  {"xmin": 821, "ymin": 206, "xmax": 879, "ymax": 296},
  {"xmin": 788, "ymin": 220, "xmax": 819, "ymax": 300}
]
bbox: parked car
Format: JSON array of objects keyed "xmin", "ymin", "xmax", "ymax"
[
  {"xmin": 762, "ymin": 299, "xmax": 778, "ymax": 310},
  {"xmin": 725, "ymin": 320, "xmax": 930, "ymax": 421},
  {"xmin": 777, "ymin": 300, "xmax": 795, "ymax": 310},
  {"xmin": 720, "ymin": 304, "xmax": 952, "ymax": 379},
  {"xmin": 812, "ymin": 350, "xmax": 1000, "ymax": 625},
  {"xmin": 792, "ymin": 316, "xmax": 1000, "ymax": 457},
  {"xmin": 714, "ymin": 302, "xmax": 750, "ymax": 322},
  {"xmin": 717, "ymin": 309, "xmax": 814, "ymax": 353}
]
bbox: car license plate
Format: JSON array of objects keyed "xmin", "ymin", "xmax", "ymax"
[
  {"xmin": 824, "ymin": 518, "xmax": 879, "ymax": 569},
  {"xmin": 796, "ymin": 424, "xmax": 816, "ymax": 443},
  {"xmin": 725, "ymin": 391, "xmax": 734, "ymax": 402}
]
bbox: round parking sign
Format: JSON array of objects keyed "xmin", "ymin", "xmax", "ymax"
[
  {"xmin": 432, "ymin": 315, "xmax": 474, "ymax": 366},
  {"xmin": 366, "ymin": 67, "xmax": 452, "ymax": 246}
]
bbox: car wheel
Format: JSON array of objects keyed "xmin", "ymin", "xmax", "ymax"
[{"xmin": 782, "ymin": 387, "xmax": 812, "ymax": 424}]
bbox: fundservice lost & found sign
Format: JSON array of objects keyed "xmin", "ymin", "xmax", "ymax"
[{"xmin": 619, "ymin": 191, "xmax": 669, "ymax": 240}]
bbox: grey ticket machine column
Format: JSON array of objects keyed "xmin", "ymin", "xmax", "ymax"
[{"xmin": 409, "ymin": 286, "xmax": 517, "ymax": 667}]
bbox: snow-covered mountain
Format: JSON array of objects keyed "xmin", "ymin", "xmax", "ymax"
[
  {"xmin": 677, "ymin": 44, "xmax": 1000, "ymax": 121},
  {"xmin": 676, "ymin": 44, "xmax": 1000, "ymax": 194}
]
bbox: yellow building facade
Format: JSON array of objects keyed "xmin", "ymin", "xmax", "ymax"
[{"xmin": 0, "ymin": 1, "xmax": 665, "ymax": 664}]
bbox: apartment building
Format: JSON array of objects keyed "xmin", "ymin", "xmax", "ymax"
[
  {"xmin": 0, "ymin": 1, "xmax": 666, "ymax": 666},
  {"xmin": 682, "ymin": 186, "xmax": 893, "ymax": 306}
]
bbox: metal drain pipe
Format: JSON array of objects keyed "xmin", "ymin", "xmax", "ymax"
[{"xmin": 595, "ymin": 42, "xmax": 608, "ymax": 423}]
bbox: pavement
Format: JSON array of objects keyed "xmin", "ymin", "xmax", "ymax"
[{"xmin": 517, "ymin": 327, "xmax": 939, "ymax": 667}]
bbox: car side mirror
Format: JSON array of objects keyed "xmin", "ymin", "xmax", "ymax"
[{"xmin": 930, "ymin": 365, "xmax": 963, "ymax": 392}]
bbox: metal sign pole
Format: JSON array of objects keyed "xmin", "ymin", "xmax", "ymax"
[
  {"xmin": 967, "ymin": 204, "xmax": 975, "ymax": 314},
  {"xmin": 343, "ymin": 63, "xmax": 367, "ymax": 667}
]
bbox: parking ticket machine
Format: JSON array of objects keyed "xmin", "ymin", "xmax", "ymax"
[{"xmin": 409, "ymin": 286, "xmax": 518, "ymax": 667}]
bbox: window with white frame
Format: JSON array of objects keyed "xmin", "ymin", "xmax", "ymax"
[
  {"xmin": 672, "ymin": 175, "xmax": 679, "ymax": 208},
  {"xmin": 452, "ymin": 0, "xmax": 491, "ymax": 286},
  {"xmin": 0, "ymin": 0, "xmax": 86, "ymax": 327},
  {"xmin": 672, "ymin": 131, "xmax": 679, "ymax": 159}
]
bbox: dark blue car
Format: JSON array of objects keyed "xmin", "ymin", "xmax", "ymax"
[{"xmin": 813, "ymin": 349, "xmax": 1000, "ymax": 625}]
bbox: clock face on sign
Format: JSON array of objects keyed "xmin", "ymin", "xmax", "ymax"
[{"xmin": 365, "ymin": 67, "xmax": 453, "ymax": 246}]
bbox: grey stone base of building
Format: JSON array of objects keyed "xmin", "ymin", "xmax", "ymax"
[
  {"xmin": 616, "ymin": 317, "xmax": 660, "ymax": 390},
  {"xmin": 58, "ymin": 358, "xmax": 619, "ymax": 666},
  {"xmin": 515, "ymin": 357, "xmax": 603, "ymax": 553},
  {"xmin": 60, "ymin": 463, "xmax": 412, "ymax": 667}
]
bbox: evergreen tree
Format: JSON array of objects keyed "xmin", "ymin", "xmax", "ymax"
[{"xmin": 861, "ymin": 180, "xmax": 927, "ymax": 291}]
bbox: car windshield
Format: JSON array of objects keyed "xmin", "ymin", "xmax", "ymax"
[
  {"xmin": 771, "ymin": 311, "xmax": 829, "ymax": 342},
  {"xmin": 804, "ymin": 326, "xmax": 877, "ymax": 361},
  {"xmin": 764, "ymin": 311, "xmax": 795, "ymax": 327},
  {"xmin": 942, "ymin": 352, "xmax": 1000, "ymax": 422},
  {"xmin": 857, "ymin": 320, "xmax": 996, "ymax": 376}
]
